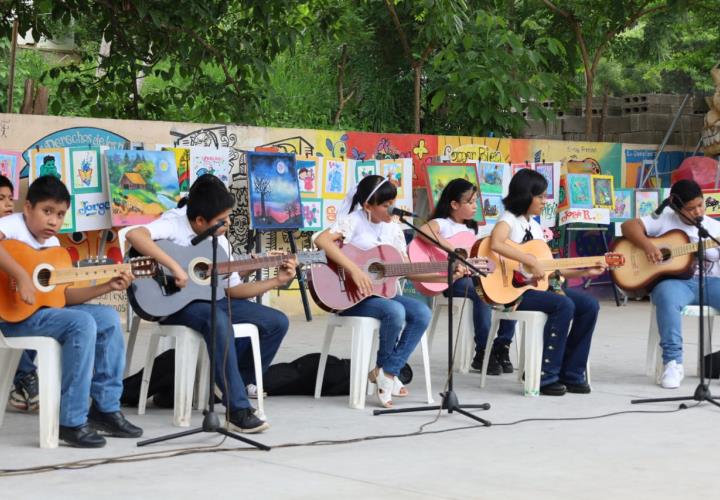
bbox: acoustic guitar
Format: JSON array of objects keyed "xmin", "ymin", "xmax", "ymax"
[
  {"xmin": 127, "ymin": 239, "xmax": 327, "ymax": 321},
  {"xmin": 0, "ymin": 240, "xmax": 158, "ymax": 323},
  {"xmin": 308, "ymin": 243, "xmax": 494, "ymax": 312},
  {"xmin": 407, "ymin": 231, "xmax": 495, "ymax": 296},
  {"xmin": 471, "ymin": 237, "xmax": 625, "ymax": 305},
  {"xmin": 610, "ymin": 229, "xmax": 719, "ymax": 296}
]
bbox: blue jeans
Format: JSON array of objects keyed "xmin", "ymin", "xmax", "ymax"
[
  {"xmin": 14, "ymin": 351, "xmax": 37, "ymax": 384},
  {"xmin": 514, "ymin": 288, "xmax": 598, "ymax": 386},
  {"xmin": 0, "ymin": 304, "xmax": 124, "ymax": 427},
  {"xmin": 651, "ymin": 276, "xmax": 720, "ymax": 364},
  {"xmin": 340, "ymin": 295, "xmax": 431, "ymax": 375},
  {"xmin": 448, "ymin": 277, "xmax": 516, "ymax": 355},
  {"xmin": 161, "ymin": 298, "xmax": 288, "ymax": 411}
]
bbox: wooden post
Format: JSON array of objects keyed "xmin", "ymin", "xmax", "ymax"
[
  {"xmin": 33, "ymin": 86, "xmax": 49, "ymax": 115},
  {"xmin": 20, "ymin": 79, "xmax": 35, "ymax": 113},
  {"xmin": 6, "ymin": 18, "xmax": 19, "ymax": 113}
]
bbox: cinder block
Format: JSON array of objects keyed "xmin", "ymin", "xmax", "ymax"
[
  {"xmin": 602, "ymin": 116, "xmax": 630, "ymax": 133},
  {"xmin": 623, "ymin": 93, "xmax": 686, "ymax": 106},
  {"xmin": 629, "ymin": 113, "xmax": 673, "ymax": 131},
  {"xmin": 619, "ymin": 131, "xmax": 666, "ymax": 144},
  {"xmin": 622, "ymin": 103, "xmax": 673, "ymax": 115}
]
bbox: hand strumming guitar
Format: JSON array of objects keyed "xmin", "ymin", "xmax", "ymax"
[
  {"xmin": 525, "ymin": 254, "xmax": 545, "ymax": 280},
  {"xmin": 170, "ymin": 264, "xmax": 189, "ymax": 288},
  {"xmin": 17, "ymin": 273, "xmax": 36, "ymax": 305},
  {"xmin": 643, "ymin": 242, "xmax": 663, "ymax": 264},
  {"xmin": 349, "ymin": 266, "xmax": 374, "ymax": 297}
]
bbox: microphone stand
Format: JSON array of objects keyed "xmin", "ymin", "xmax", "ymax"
[
  {"xmin": 138, "ymin": 224, "xmax": 270, "ymax": 450},
  {"xmin": 374, "ymin": 215, "xmax": 491, "ymax": 425},
  {"xmin": 632, "ymin": 205, "xmax": 720, "ymax": 408}
]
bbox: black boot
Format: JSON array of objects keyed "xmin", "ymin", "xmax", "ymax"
[
  {"xmin": 471, "ymin": 348, "xmax": 502, "ymax": 375},
  {"xmin": 492, "ymin": 343, "xmax": 514, "ymax": 374}
]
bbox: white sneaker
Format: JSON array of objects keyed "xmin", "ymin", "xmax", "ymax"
[
  {"xmin": 660, "ymin": 360, "xmax": 684, "ymax": 389},
  {"xmin": 246, "ymin": 384, "xmax": 267, "ymax": 399}
]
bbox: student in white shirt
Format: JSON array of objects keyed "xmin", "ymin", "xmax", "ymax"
[
  {"xmin": 0, "ymin": 175, "xmax": 141, "ymax": 447},
  {"xmin": 127, "ymin": 174, "xmax": 296, "ymax": 433},
  {"xmin": 621, "ymin": 179, "xmax": 720, "ymax": 388},
  {"xmin": 419, "ymin": 178, "xmax": 516, "ymax": 376},
  {"xmin": 314, "ymin": 175, "xmax": 456, "ymax": 408},
  {"xmin": 489, "ymin": 169, "xmax": 603, "ymax": 396}
]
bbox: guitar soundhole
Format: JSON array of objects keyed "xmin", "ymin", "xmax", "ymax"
[
  {"xmin": 37, "ymin": 268, "xmax": 51, "ymax": 287},
  {"xmin": 189, "ymin": 262, "xmax": 209, "ymax": 280},
  {"xmin": 367, "ymin": 262, "xmax": 384, "ymax": 280},
  {"xmin": 660, "ymin": 248, "xmax": 672, "ymax": 262}
]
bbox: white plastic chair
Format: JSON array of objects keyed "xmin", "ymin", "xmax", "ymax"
[
  {"xmin": 0, "ymin": 329, "xmax": 62, "ymax": 448},
  {"xmin": 481, "ymin": 310, "xmax": 549, "ymax": 397},
  {"xmin": 646, "ymin": 304, "xmax": 716, "ymax": 380},
  {"xmin": 196, "ymin": 323, "xmax": 265, "ymax": 419},
  {"xmin": 427, "ymin": 296, "xmax": 475, "ymax": 373},
  {"xmin": 117, "ymin": 225, "xmax": 142, "ymax": 376},
  {"xmin": 314, "ymin": 314, "xmax": 433, "ymax": 409}
]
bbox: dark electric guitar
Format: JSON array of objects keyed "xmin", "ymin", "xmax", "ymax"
[{"xmin": 126, "ymin": 239, "xmax": 326, "ymax": 321}]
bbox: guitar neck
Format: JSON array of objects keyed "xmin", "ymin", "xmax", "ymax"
[
  {"xmin": 538, "ymin": 256, "xmax": 607, "ymax": 271},
  {"xmin": 214, "ymin": 255, "xmax": 287, "ymax": 275},
  {"xmin": 380, "ymin": 260, "xmax": 464, "ymax": 277},
  {"xmin": 671, "ymin": 238, "xmax": 720, "ymax": 258},
  {"xmin": 50, "ymin": 263, "xmax": 134, "ymax": 285}
]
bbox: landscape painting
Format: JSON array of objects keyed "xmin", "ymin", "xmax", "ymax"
[
  {"xmin": 105, "ymin": 149, "xmax": 181, "ymax": 226},
  {"xmin": 425, "ymin": 163, "xmax": 479, "ymax": 208},
  {"xmin": 163, "ymin": 147, "xmax": 190, "ymax": 192},
  {"xmin": 247, "ymin": 151, "xmax": 303, "ymax": 230}
]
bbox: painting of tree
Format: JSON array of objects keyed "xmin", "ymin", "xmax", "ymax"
[{"xmin": 247, "ymin": 151, "xmax": 303, "ymax": 230}]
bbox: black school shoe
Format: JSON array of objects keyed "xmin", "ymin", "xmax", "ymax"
[
  {"xmin": 59, "ymin": 423, "xmax": 107, "ymax": 448},
  {"xmin": 539, "ymin": 382, "xmax": 567, "ymax": 396},
  {"xmin": 228, "ymin": 408, "xmax": 270, "ymax": 434},
  {"xmin": 564, "ymin": 382, "xmax": 592, "ymax": 394},
  {"xmin": 492, "ymin": 343, "xmax": 514, "ymax": 374},
  {"xmin": 471, "ymin": 349, "xmax": 502, "ymax": 376},
  {"xmin": 88, "ymin": 405, "xmax": 144, "ymax": 438}
]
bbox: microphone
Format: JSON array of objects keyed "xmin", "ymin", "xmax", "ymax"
[
  {"xmin": 191, "ymin": 220, "xmax": 227, "ymax": 246},
  {"xmin": 388, "ymin": 206, "xmax": 418, "ymax": 218},
  {"xmin": 651, "ymin": 197, "xmax": 672, "ymax": 219}
]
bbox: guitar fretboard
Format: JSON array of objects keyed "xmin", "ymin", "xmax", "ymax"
[
  {"xmin": 380, "ymin": 259, "xmax": 484, "ymax": 277},
  {"xmin": 538, "ymin": 256, "xmax": 609, "ymax": 271},
  {"xmin": 213, "ymin": 252, "xmax": 323, "ymax": 275},
  {"xmin": 50, "ymin": 263, "xmax": 134, "ymax": 285},
  {"xmin": 671, "ymin": 239, "xmax": 720, "ymax": 258}
]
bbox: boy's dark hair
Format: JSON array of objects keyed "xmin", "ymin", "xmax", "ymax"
[
  {"xmin": 26, "ymin": 175, "xmax": 70, "ymax": 206},
  {"xmin": 182, "ymin": 174, "xmax": 235, "ymax": 221},
  {"xmin": 0, "ymin": 174, "xmax": 13, "ymax": 193},
  {"xmin": 670, "ymin": 179, "xmax": 703, "ymax": 209},
  {"xmin": 349, "ymin": 175, "xmax": 397, "ymax": 212},
  {"xmin": 502, "ymin": 169, "xmax": 548, "ymax": 216},
  {"xmin": 430, "ymin": 178, "xmax": 478, "ymax": 233}
]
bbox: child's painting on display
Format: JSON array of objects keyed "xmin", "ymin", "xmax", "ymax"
[
  {"xmin": 300, "ymin": 198, "xmax": 323, "ymax": 231},
  {"xmin": 247, "ymin": 151, "xmax": 303, "ymax": 230},
  {"xmin": 591, "ymin": 175, "xmax": 615, "ymax": 209},
  {"xmin": 478, "ymin": 162, "xmax": 504, "ymax": 194},
  {"xmin": 105, "ymin": 150, "xmax": 181, "ymax": 226},
  {"xmin": 704, "ymin": 190, "xmax": 720, "ymax": 218},
  {"xmin": 511, "ymin": 163, "xmax": 531, "ymax": 177},
  {"xmin": 482, "ymin": 194, "xmax": 503, "ymax": 221},
  {"xmin": 635, "ymin": 189, "xmax": 660, "ymax": 218},
  {"xmin": 535, "ymin": 163, "xmax": 555, "ymax": 198},
  {"xmin": 323, "ymin": 158, "xmax": 347, "ymax": 199},
  {"xmin": 297, "ymin": 158, "xmax": 321, "ymax": 198},
  {"xmin": 0, "ymin": 150, "xmax": 21, "ymax": 199},
  {"xmin": 558, "ymin": 175, "xmax": 569, "ymax": 211},
  {"xmin": 69, "ymin": 147, "xmax": 103, "ymax": 194},
  {"xmin": 567, "ymin": 174, "xmax": 593, "ymax": 209},
  {"xmin": 425, "ymin": 163, "xmax": 478, "ymax": 207},
  {"xmin": 381, "ymin": 161, "xmax": 404, "ymax": 199},
  {"xmin": 354, "ymin": 161, "xmax": 377, "ymax": 181},
  {"xmin": 164, "ymin": 147, "xmax": 190, "ymax": 192},
  {"xmin": 30, "ymin": 148, "xmax": 68, "ymax": 186},
  {"xmin": 611, "ymin": 189, "xmax": 634, "ymax": 222},
  {"xmin": 189, "ymin": 147, "xmax": 231, "ymax": 186}
]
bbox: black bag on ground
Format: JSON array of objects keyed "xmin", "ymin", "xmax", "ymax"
[
  {"xmin": 704, "ymin": 350, "xmax": 720, "ymax": 379},
  {"xmin": 121, "ymin": 350, "xmax": 415, "ymax": 404}
]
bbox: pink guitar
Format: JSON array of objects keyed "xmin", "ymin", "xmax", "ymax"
[
  {"xmin": 408, "ymin": 232, "xmax": 493, "ymax": 296},
  {"xmin": 308, "ymin": 242, "xmax": 493, "ymax": 312}
]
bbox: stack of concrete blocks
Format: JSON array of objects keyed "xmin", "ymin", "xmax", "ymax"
[{"xmin": 521, "ymin": 93, "xmax": 706, "ymax": 146}]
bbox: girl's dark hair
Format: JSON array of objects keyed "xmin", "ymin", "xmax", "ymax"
[
  {"xmin": 0, "ymin": 174, "xmax": 13, "ymax": 193},
  {"xmin": 430, "ymin": 178, "xmax": 478, "ymax": 233},
  {"xmin": 182, "ymin": 174, "xmax": 235, "ymax": 221},
  {"xmin": 670, "ymin": 179, "xmax": 703, "ymax": 209},
  {"xmin": 349, "ymin": 174, "xmax": 397, "ymax": 212},
  {"xmin": 502, "ymin": 169, "xmax": 548, "ymax": 216}
]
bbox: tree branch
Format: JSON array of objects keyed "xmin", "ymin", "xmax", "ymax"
[{"xmin": 384, "ymin": 0, "xmax": 412, "ymax": 61}]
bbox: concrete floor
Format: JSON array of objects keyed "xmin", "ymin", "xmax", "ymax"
[{"xmin": 1, "ymin": 297, "xmax": 720, "ymax": 499}]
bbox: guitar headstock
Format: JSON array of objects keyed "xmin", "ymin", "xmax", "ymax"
[
  {"xmin": 298, "ymin": 250, "xmax": 327, "ymax": 266},
  {"xmin": 129, "ymin": 257, "xmax": 159, "ymax": 277},
  {"xmin": 604, "ymin": 252, "xmax": 626, "ymax": 268}
]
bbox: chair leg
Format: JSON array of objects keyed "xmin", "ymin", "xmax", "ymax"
[
  {"xmin": 523, "ymin": 319, "xmax": 543, "ymax": 397},
  {"xmin": 124, "ymin": 315, "xmax": 142, "ymax": 378},
  {"xmin": 36, "ymin": 343, "xmax": 61, "ymax": 448},
  {"xmin": 138, "ymin": 334, "xmax": 161, "ymax": 416},
  {"xmin": 0, "ymin": 350, "xmax": 21, "ymax": 428},
  {"xmin": 249, "ymin": 332, "xmax": 265, "ymax": 419},
  {"xmin": 349, "ymin": 326, "xmax": 374, "ymax": 409},
  {"xmin": 646, "ymin": 305, "xmax": 660, "ymax": 378},
  {"xmin": 173, "ymin": 333, "xmax": 201, "ymax": 427},
  {"xmin": 480, "ymin": 314, "xmax": 500, "ymax": 388},
  {"xmin": 427, "ymin": 299, "xmax": 443, "ymax": 353},
  {"xmin": 420, "ymin": 333, "xmax": 434, "ymax": 404},
  {"xmin": 194, "ymin": 345, "xmax": 210, "ymax": 412},
  {"xmin": 314, "ymin": 323, "xmax": 335, "ymax": 399}
]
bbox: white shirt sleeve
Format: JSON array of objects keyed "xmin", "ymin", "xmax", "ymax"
[
  {"xmin": 328, "ymin": 213, "xmax": 356, "ymax": 242},
  {"xmin": 392, "ymin": 223, "xmax": 408, "ymax": 255},
  {"xmin": 639, "ymin": 213, "xmax": 664, "ymax": 237},
  {"xmin": 145, "ymin": 216, "xmax": 181, "ymax": 242}
]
